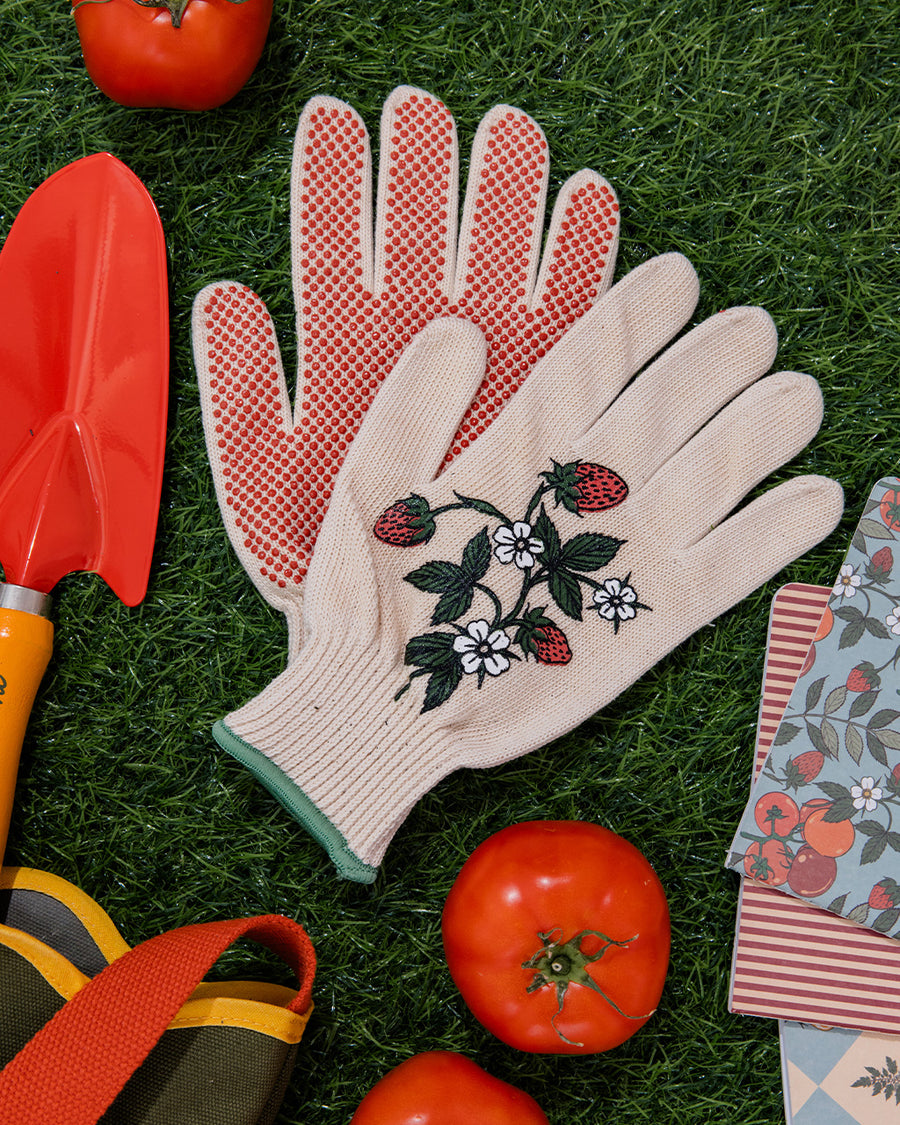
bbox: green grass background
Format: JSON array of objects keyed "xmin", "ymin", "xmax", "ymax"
[{"xmin": 2, "ymin": 1, "xmax": 898, "ymax": 1121}]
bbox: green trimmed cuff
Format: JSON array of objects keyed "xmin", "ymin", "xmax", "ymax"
[{"xmin": 212, "ymin": 720, "xmax": 378, "ymax": 885}]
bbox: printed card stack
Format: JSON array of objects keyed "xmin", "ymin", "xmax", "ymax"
[{"xmin": 724, "ymin": 477, "xmax": 900, "ymax": 1124}]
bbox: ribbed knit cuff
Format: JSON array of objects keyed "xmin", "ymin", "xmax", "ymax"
[{"xmin": 214, "ymin": 638, "xmax": 454, "ymax": 880}]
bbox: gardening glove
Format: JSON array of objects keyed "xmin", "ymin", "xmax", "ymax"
[
  {"xmin": 192, "ymin": 86, "xmax": 619, "ymax": 659},
  {"xmin": 212, "ymin": 252, "xmax": 844, "ymax": 883}
]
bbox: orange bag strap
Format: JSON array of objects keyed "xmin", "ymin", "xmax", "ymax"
[{"xmin": 0, "ymin": 913, "xmax": 316, "ymax": 1125}]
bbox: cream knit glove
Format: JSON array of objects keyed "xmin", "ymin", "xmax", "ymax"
[
  {"xmin": 193, "ymin": 86, "xmax": 619, "ymax": 658},
  {"xmin": 212, "ymin": 253, "xmax": 844, "ymax": 882}
]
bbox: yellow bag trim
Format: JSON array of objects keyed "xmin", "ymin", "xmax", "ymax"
[{"xmin": 1, "ymin": 869, "xmax": 310, "ymax": 1045}]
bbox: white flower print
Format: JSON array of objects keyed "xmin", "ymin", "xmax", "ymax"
[
  {"xmin": 886, "ymin": 609, "xmax": 900, "ymax": 636},
  {"xmin": 453, "ymin": 620, "xmax": 511, "ymax": 676},
  {"xmin": 833, "ymin": 563, "xmax": 861, "ymax": 598},
  {"xmin": 592, "ymin": 577, "xmax": 638, "ymax": 624},
  {"xmin": 492, "ymin": 521, "xmax": 544, "ymax": 569},
  {"xmin": 851, "ymin": 777, "xmax": 883, "ymax": 812}
]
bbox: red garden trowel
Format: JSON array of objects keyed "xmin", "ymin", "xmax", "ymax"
[{"xmin": 0, "ymin": 153, "xmax": 169, "ymax": 862}]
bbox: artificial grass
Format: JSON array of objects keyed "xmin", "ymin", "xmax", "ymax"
[{"xmin": 1, "ymin": 0, "xmax": 899, "ymax": 1121}]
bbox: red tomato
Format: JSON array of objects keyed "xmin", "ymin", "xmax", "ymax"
[
  {"xmin": 743, "ymin": 839, "xmax": 793, "ymax": 886},
  {"xmin": 349, "ymin": 1052, "xmax": 549, "ymax": 1125},
  {"xmin": 881, "ymin": 487, "xmax": 900, "ymax": 531},
  {"xmin": 72, "ymin": 0, "xmax": 272, "ymax": 111},
  {"xmin": 441, "ymin": 821, "xmax": 670, "ymax": 1055}
]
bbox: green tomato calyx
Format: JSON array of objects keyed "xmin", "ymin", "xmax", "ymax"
[
  {"xmin": 522, "ymin": 927, "xmax": 653, "ymax": 1046},
  {"xmin": 128, "ymin": 0, "xmax": 253, "ymax": 30}
]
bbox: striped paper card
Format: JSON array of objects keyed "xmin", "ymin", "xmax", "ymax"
[{"xmin": 729, "ymin": 583, "xmax": 900, "ymax": 1033}]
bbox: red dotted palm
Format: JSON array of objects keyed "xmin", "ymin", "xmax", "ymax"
[{"xmin": 193, "ymin": 86, "xmax": 619, "ymax": 655}]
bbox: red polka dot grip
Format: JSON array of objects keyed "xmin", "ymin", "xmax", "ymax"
[{"xmin": 193, "ymin": 87, "xmax": 619, "ymax": 654}]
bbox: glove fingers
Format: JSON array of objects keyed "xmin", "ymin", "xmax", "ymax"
[
  {"xmin": 192, "ymin": 282, "xmax": 307, "ymax": 613},
  {"xmin": 291, "ymin": 94, "xmax": 374, "ymax": 318},
  {"xmin": 628, "ymin": 371, "xmax": 827, "ymax": 548},
  {"xmin": 572, "ymin": 306, "xmax": 778, "ymax": 484},
  {"xmin": 531, "ymin": 168, "xmax": 619, "ymax": 309},
  {"xmin": 684, "ymin": 474, "xmax": 844, "ymax": 604},
  {"xmin": 453, "ymin": 103, "xmax": 549, "ymax": 308},
  {"xmin": 339, "ymin": 317, "xmax": 487, "ymax": 492},
  {"xmin": 445, "ymin": 252, "xmax": 700, "ymax": 482},
  {"xmin": 374, "ymin": 86, "xmax": 457, "ymax": 300}
]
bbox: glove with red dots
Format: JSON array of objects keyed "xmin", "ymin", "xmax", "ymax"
[
  {"xmin": 192, "ymin": 86, "xmax": 620, "ymax": 659},
  {"xmin": 210, "ymin": 252, "xmax": 844, "ymax": 882}
]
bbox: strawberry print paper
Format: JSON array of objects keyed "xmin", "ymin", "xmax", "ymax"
[{"xmin": 727, "ymin": 477, "xmax": 900, "ymax": 934}]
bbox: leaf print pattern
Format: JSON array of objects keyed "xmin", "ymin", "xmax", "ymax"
[{"xmin": 729, "ymin": 478, "xmax": 900, "ymax": 938}]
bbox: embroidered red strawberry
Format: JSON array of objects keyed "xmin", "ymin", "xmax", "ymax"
[
  {"xmin": 374, "ymin": 494, "xmax": 436, "ymax": 546},
  {"xmin": 869, "ymin": 878, "xmax": 900, "ymax": 911},
  {"xmin": 846, "ymin": 662, "xmax": 880, "ymax": 692},
  {"xmin": 541, "ymin": 460, "xmax": 628, "ymax": 515},
  {"xmin": 532, "ymin": 624, "xmax": 572, "ymax": 665},
  {"xmin": 514, "ymin": 608, "xmax": 571, "ymax": 665}
]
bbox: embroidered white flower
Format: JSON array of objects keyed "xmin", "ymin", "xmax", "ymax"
[
  {"xmin": 852, "ymin": 777, "xmax": 883, "ymax": 812},
  {"xmin": 592, "ymin": 577, "xmax": 638, "ymax": 623},
  {"xmin": 833, "ymin": 564, "xmax": 861, "ymax": 598},
  {"xmin": 453, "ymin": 620, "xmax": 511, "ymax": 676},
  {"xmin": 887, "ymin": 609, "xmax": 900, "ymax": 636},
  {"xmin": 492, "ymin": 521, "xmax": 544, "ymax": 569}
]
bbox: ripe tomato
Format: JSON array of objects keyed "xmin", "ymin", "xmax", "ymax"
[
  {"xmin": 72, "ymin": 0, "xmax": 272, "ymax": 111},
  {"xmin": 441, "ymin": 821, "xmax": 670, "ymax": 1055},
  {"xmin": 349, "ymin": 1052, "xmax": 549, "ymax": 1125}
]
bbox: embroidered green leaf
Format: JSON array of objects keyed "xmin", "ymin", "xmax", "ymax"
[
  {"xmin": 834, "ymin": 605, "xmax": 864, "ymax": 622},
  {"xmin": 421, "ymin": 661, "xmax": 464, "ymax": 712},
  {"xmin": 827, "ymin": 893, "xmax": 848, "ymax": 913},
  {"xmin": 824, "ymin": 685, "xmax": 847, "ymax": 715},
  {"xmin": 805, "ymin": 676, "xmax": 826, "ymax": 712},
  {"xmin": 461, "ymin": 528, "xmax": 491, "ymax": 582},
  {"xmin": 432, "ymin": 586, "xmax": 475, "ymax": 625},
  {"xmin": 558, "ymin": 532, "xmax": 623, "ymax": 572},
  {"xmin": 548, "ymin": 568, "xmax": 584, "ymax": 621},
  {"xmin": 404, "ymin": 631, "xmax": 458, "ymax": 670},
  {"xmin": 453, "ymin": 492, "xmax": 509, "ymax": 523},
  {"xmin": 847, "ymin": 903, "xmax": 871, "ymax": 926},
  {"xmin": 773, "ymin": 721, "xmax": 801, "ymax": 746},
  {"xmin": 405, "ymin": 560, "xmax": 466, "ymax": 595},
  {"xmin": 887, "ymin": 832, "xmax": 900, "ymax": 853},
  {"xmin": 532, "ymin": 506, "xmax": 561, "ymax": 566}
]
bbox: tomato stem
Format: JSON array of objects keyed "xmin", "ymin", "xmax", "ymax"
[
  {"xmin": 124, "ymin": 0, "xmax": 253, "ymax": 29},
  {"xmin": 522, "ymin": 927, "xmax": 654, "ymax": 1047}
]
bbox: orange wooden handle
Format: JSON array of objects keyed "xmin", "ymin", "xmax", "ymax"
[{"xmin": 0, "ymin": 607, "xmax": 54, "ymax": 862}]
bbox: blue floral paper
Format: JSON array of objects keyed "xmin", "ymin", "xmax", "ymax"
[{"xmin": 727, "ymin": 477, "xmax": 900, "ymax": 937}]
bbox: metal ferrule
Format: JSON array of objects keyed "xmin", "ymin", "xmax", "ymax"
[{"xmin": 0, "ymin": 583, "xmax": 51, "ymax": 617}]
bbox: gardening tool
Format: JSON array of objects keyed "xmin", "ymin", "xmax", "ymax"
[{"xmin": 0, "ymin": 153, "xmax": 169, "ymax": 863}]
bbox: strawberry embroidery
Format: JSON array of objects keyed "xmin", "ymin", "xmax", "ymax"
[
  {"xmin": 541, "ymin": 461, "xmax": 628, "ymax": 514},
  {"xmin": 373, "ymin": 494, "xmax": 436, "ymax": 546},
  {"xmin": 377, "ymin": 462, "xmax": 648, "ymax": 712}
]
